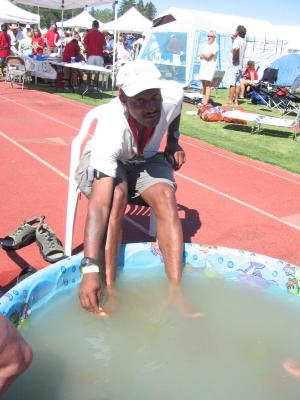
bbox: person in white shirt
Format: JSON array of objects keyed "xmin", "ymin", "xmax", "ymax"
[
  {"xmin": 227, "ymin": 25, "xmax": 247, "ymax": 104},
  {"xmin": 78, "ymin": 60, "xmax": 200, "ymax": 318},
  {"xmin": 198, "ymin": 30, "xmax": 219, "ymax": 105}
]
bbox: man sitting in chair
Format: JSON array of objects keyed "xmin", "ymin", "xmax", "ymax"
[{"xmin": 78, "ymin": 60, "xmax": 199, "ymax": 317}]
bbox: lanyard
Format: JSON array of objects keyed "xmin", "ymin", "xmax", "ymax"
[{"xmin": 128, "ymin": 115, "xmax": 153, "ymax": 155}]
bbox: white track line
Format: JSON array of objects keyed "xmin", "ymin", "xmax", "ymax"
[
  {"xmin": 0, "ymin": 95, "xmax": 79, "ymax": 131},
  {"xmin": 175, "ymin": 171, "xmax": 300, "ymax": 231},
  {"xmin": 1, "ymin": 128, "xmax": 299, "ymax": 232},
  {"xmin": 2, "ymin": 90, "xmax": 299, "ymax": 186},
  {"xmin": 180, "ymin": 138, "xmax": 300, "ymax": 185},
  {"xmin": 0, "ymin": 129, "xmax": 149, "ymax": 235},
  {"xmin": 0, "ymin": 130, "xmax": 69, "ymax": 180}
]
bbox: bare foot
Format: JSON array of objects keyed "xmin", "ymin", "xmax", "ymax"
[
  {"xmin": 283, "ymin": 359, "xmax": 300, "ymax": 379},
  {"xmin": 169, "ymin": 285, "xmax": 204, "ymax": 318}
]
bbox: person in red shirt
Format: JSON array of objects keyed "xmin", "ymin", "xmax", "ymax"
[
  {"xmin": 62, "ymin": 38, "xmax": 83, "ymax": 88},
  {"xmin": 46, "ymin": 23, "xmax": 60, "ymax": 54},
  {"xmin": 0, "ymin": 24, "xmax": 11, "ymax": 76},
  {"xmin": 83, "ymin": 20, "xmax": 106, "ymax": 66},
  {"xmin": 31, "ymin": 28, "xmax": 44, "ymax": 56},
  {"xmin": 239, "ymin": 60, "xmax": 258, "ymax": 99}
]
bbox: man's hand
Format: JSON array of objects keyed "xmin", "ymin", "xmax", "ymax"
[
  {"xmin": 165, "ymin": 142, "xmax": 186, "ymax": 170},
  {"xmin": 79, "ymin": 273, "xmax": 107, "ymax": 316}
]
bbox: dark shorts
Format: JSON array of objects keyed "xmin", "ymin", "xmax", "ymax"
[{"xmin": 116, "ymin": 153, "xmax": 176, "ymax": 202}]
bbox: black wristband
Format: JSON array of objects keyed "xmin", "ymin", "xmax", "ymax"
[{"xmin": 80, "ymin": 256, "xmax": 100, "ymax": 268}]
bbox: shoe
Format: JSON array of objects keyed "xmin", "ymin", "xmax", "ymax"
[
  {"xmin": 16, "ymin": 266, "xmax": 37, "ymax": 283},
  {"xmin": 35, "ymin": 223, "xmax": 65, "ymax": 263},
  {"xmin": 0, "ymin": 216, "xmax": 45, "ymax": 250}
]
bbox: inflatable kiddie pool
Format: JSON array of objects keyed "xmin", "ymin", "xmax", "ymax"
[
  {"xmin": 1, "ymin": 242, "xmax": 299, "ymax": 324},
  {"xmin": 2, "ymin": 242, "xmax": 300, "ymax": 400}
]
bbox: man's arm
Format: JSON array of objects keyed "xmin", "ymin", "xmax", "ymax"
[
  {"xmin": 232, "ymin": 47, "xmax": 240, "ymax": 66},
  {"xmin": 165, "ymin": 114, "xmax": 186, "ymax": 170},
  {"xmin": 79, "ymin": 175, "xmax": 114, "ymax": 314}
]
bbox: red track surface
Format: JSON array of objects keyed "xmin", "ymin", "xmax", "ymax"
[{"xmin": 1, "ymin": 82, "xmax": 300, "ymax": 290}]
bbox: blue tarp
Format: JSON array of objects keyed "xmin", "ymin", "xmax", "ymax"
[{"xmin": 271, "ymin": 54, "xmax": 300, "ymax": 86}]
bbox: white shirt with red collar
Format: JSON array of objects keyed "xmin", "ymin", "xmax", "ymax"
[{"xmin": 87, "ymin": 81, "xmax": 183, "ymax": 177}]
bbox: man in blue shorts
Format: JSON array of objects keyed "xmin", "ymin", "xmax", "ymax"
[{"xmin": 227, "ymin": 25, "xmax": 247, "ymax": 104}]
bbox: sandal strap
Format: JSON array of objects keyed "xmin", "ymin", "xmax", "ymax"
[
  {"xmin": 36, "ymin": 223, "xmax": 64, "ymax": 256},
  {"xmin": 8, "ymin": 216, "xmax": 45, "ymax": 239}
]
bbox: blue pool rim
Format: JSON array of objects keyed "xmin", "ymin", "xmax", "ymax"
[{"xmin": 1, "ymin": 242, "xmax": 299, "ymax": 324}]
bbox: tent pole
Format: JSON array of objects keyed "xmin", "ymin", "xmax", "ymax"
[
  {"xmin": 60, "ymin": 0, "xmax": 64, "ymax": 57},
  {"xmin": 111, "ymin": 0, "xmax": 118, "ymax": 97}
]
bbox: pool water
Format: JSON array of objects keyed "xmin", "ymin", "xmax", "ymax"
[{"xmin": 3, "ymin": 267, "xmax": 300, "ymax": 400}]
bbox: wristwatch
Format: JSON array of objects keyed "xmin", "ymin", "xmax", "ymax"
[
  {"xmin": 80, "ymin": 256, "xmax": 101, "ymax": 275},
  {"xmin": 173, "ymin": 130, "xmax": 181, "ymax": 139}
]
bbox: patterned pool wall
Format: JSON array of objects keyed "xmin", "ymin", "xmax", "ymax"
[{"xmin": 0, "ymin": 243, "xmax": 299, "ymax": 326}]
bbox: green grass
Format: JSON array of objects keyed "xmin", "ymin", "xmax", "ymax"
[{"xmin": 33, "ymin": 83, "xmax": 300, "ymax": 175}]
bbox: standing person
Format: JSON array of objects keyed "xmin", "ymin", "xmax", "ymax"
[
  {"xmin": 31, "ymin": 28, "xmax": 44, "ymax": 56},
  {"xmin": 46, "ymin": 23, "xmax": 60, "ymax": 53},
  {"xmin": 7, "ymin": 23, "xmax": 23, "ymax": 55},
  {"xmin": 0, "ymin": 23, "xmax": 11, "ymax": 77},
  {"xmin": 227, "ymin": 25, "xmax": 247, "ymax": 104},
  {"xmin": 198, "ymin": 30, "xmax": 219, "ymax": 105},
  {"xmin": 18, "ymin": 31, "xmax": 33, "ymax": 56},
  {"xmin": 62, "ymin": 38, "xmax": 84, "ymax": 89},
  {"xmin": 0, "ymin": 314, "xmax": 33, "ymax": 395},
  {"xmin": 77, "ymin": 60, "xmax": 199, "ymax": 318},
  {"xmin": 166, "ymin": 34, "xmax": 182, "ymax": 63},
  {"xmin": 83, "ymin": 20, "xmax": 106, "ymax": 66},
  {"xmin": 239, "ymin": 60, "xmax": 258, "ymax": 99}
]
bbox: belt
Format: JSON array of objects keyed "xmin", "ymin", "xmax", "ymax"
[{"xmin": 123, "ymin": 158, "xmax": 147, "ymax": 166}]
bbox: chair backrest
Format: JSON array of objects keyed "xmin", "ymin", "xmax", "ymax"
[
  {"xmin": 261, "ymin": 67, "xmax": 278, "ymax": 84},
  {"xmin": 291, "ymin": 74, "xmax": 300, "ymax": 94},
  {"xmin": 6, "ymin": 56, "xmax": 26, "ymax": 72},
  {"xmin": 211, "ymin": 70, "xmax": 225, "ymax": 89},
  {"xmin": 65, "ymin": 105, "xmax": 102, "ymax": 256}
]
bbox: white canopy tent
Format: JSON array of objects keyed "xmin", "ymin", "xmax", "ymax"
[
  {"xmin": 103, "ymin": 7, "xmax": 151, "ymax": 33},
  {"xmin": 56, "ymin": 10, "xmax": 104, "ymax": 30},
  {"xmin": 15, "ymin": 0, "xmax": 112, "ymax": 10},
  {"xmin": 0, "ymin": 0, "xmax": 40, "ymax": 24},
  {"xmin": 140, "ymin": 7, "xmax": 290, "ymax": 87},
  {"xmin": 15, "ymin": 0, "xmax": 118, "ymax": 88}
]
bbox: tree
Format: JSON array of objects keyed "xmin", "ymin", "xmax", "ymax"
[
  {"xmin": 90, "ymin": 7, "xmax": 113, "ymax": 23},
  {"xmin": 118, "ymin": 0, "xmax": 136, "ymax": 16},
  {"xmin": 136, "ymin": 0, "xmax": 145, "ymax": 14},
  {"xmin": 16, "ymin": 3, "xmax": 82, "ymax": 28},
  {"xmin": 144, "ymin": 2, "xmax": 157, "ymax": 20}
]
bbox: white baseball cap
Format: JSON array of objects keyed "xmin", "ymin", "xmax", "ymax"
[{"xmin": 116, "ymin": 60, "xmax": 163, "ymax": 97}]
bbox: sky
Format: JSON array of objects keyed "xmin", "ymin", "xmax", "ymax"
[
  {"xmin": 98, "ymin": 0, "xmax": 300, "ymax": 26},
  {"xmin": 153, "ymin": 0, "xmax": 300, "ymax": 25}
]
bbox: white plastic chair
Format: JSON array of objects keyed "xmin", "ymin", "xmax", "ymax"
[
  {"xmin": 5, "ymin": 56, "xmax": 31, "ymax": 90},
  {"xmin": 65, "ymin": 105, "xmax": 156, "ymax": 256}
]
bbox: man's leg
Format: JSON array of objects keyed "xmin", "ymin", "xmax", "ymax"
[
  {"xmin": 104, "ymin": 179, "xmax": 128, "ymax": 288},
  {"xmin": 205, "ymin": 84, "xmax": 212, "ymax": 104},
  {"xmin": 142, "ymin": 183, "xmax": 183, "ymax": 284},
  {"xmin": 229, "ymin": 86, "xmax": 236, "ymax": 103}
]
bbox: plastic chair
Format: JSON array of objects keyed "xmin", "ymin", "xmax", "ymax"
[
  {"xmin": 5, "ymin": 56, "xmax": 31, "ymax": 90},
  {"xmin": 65, "ymin": 105, "xmax": 156, "ymax": 257}
]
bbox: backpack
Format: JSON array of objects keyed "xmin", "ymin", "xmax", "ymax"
[
  {"xmin": 74, "ymin": 149, "xmax": 93, "ymax": 198},
  {"xmin": 251, "ymin": 92, "xmax": 269, "ymax": 105}
]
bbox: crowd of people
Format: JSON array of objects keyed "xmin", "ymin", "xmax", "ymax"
[{"xmin": 0, "ymin": 19, "xmax": 146, "ymax": 79}]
